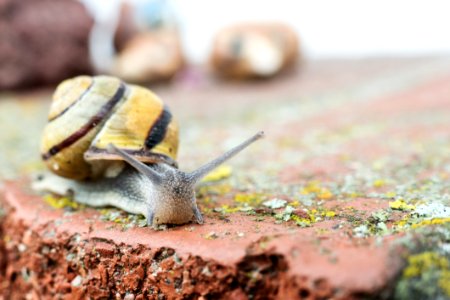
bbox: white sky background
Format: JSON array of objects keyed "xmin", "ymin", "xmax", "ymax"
[{"xmin": 172, "ymin": 0, "xmax": 450, "ymax": 63}]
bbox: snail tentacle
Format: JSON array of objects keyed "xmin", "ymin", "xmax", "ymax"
[
  {"xmin": 147, "ymin": 209, "xmax": 155, "ymax": 227},
  {"xmin": 188, "ymin": 131, "xmax": 264, "ymax": 183},
  {"xmin": 192, "ymin": 204, "xmax": 204, "ymax": 224},
  {"xmin": 107, "ymin": 144, "xmax": 162, "ymax": 185}
]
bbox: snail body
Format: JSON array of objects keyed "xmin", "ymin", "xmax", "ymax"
[
  {"xmin": 36, "ymin": 164, "xmax": 201, "ymax": 226},
  {"xmin": 35, "ymin": 75, "xmax": 263, "ymax": 227}
]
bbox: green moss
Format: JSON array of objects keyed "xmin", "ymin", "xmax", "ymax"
[
  {"xmin": 99, "ymin": 209, "xmax": 147, "ymax": 228},
  {"xmin": 350, "ymin": 209, "xmax": 394, "ymax": 237}
]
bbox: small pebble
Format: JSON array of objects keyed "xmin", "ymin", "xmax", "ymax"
[
  {"xmin": 71, "ymin": 275, "xmax": 82, "ymax": 287},
  {"xmin": 124, "ymin": 293, "xmax": 135, "ymax": 300}
]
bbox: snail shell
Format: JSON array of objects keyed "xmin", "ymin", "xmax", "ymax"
[
  {"xmin": 114, "ymin": 29, "xmax": 185, "ymax": 83},
  {"xmin": 40, "ymin": 75, "xmax": 179, "ymax": 180},
  {"xmin": 210, "ymin": 22, "xmax": 299, "ymax": 78}
]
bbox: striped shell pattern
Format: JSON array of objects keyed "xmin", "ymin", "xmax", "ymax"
[{"xmin": 41, "ymin": 75, "xmax": 179, "ymax": 180}]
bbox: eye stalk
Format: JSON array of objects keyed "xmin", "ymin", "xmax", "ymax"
[
  {"xmin": 108, "ymin": 131, "xmax": 264, "ymax": 185},
  {"xmin": 186, "ymin": 131, "xmax": 264, "ymax": 184},
  {"xmin": 106, "ymin": 144, "xmax": 162, "ymax": 184}
]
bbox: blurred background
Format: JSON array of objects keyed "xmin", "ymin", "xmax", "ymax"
[
  {"xmin": 0, "ymin": 0, "xmax": 449, "ymax": 181},
  {"xmin": 1, "ymin": 0, "xmax": 450, "ymax": 89},
  {"xmin": 175, "ymin": 0, "xmax": 450, "ymax": 61}
]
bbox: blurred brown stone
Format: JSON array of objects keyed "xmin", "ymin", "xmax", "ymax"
[
  {"xmin": 0, "ymin": 0, "xmax": 142, "ymax": 90},
  {"xmin": 114, "ymin": 3, "xmax": 139, "ymax": 54},
  {"xmin": 113, "ymin": 29, "xmax": 185, "ymax": 83},
  {"xmin": 210, "ymin": 23, "xmax": 299, "ymax": 79},
  {"xmin": 0, "ymin": 0, "xmax": 94, "ymax": 90}
]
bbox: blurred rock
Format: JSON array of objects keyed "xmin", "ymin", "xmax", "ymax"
[
  {"xmin": 75, "ymin": 0, "xmax": 183, "ymax": 83},
  {"xmin": 0, "ymin": 0, "xmax": 183, "ymax": 90},
  {"xmin": 113, "ymin": 29, "xmax": 184, "ymax": 83},
  {"xmin": 210, "ymin": 23, "xmax": 300, "ymax": 79},
  {"xmin": 0, "ymin": 0, "xmax": 94, "ymax": 90}
]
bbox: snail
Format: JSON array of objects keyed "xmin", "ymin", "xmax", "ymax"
[{"xmin": 33, "ymin": 75, "xmax": 263, "ymax": 228}]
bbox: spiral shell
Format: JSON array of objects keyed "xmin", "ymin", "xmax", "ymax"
[
  {"xmin": 210, "ymin": 22, "xmax": 299, "ymax": 78},
  {"xmin": 41, "ymin": 75, "xmax": 179, "ymax": 180}
]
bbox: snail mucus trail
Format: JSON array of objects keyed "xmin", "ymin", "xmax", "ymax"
[{"xmin": 34, "ymin": 75, "xmax": 264, "ymax": 228}]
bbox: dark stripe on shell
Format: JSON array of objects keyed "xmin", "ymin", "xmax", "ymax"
[
  {"xmin": 145, "ymin": 106, "xmax": 172, "ymax": 150},
  {"xmin": 48, "ymin": 79, "xmax": 95, "ymax": 121},
  {"xmin": 42, "ymin": 82, "xmax": 126, "ymax": 160}
]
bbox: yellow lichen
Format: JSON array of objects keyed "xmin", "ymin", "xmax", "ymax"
[
  {"xmin": 324, "ymin": 211, "xmax": 336, "ymax": 218},
  {"xmin": 389, "ymin": 199, "xmax": 415, "ymax": 211},
  {"xmin": 317, "ymin": 189, "xmax": 333, "ymax": 200},
  {"xmin": 403, "ymin": 251, "xmax": 449, "ymax": 279},
  {"xmin": 201, "ymin": 207, "xmax": 213, "ymax": 214},
  {"xmin": 300, "ymin": 181, "xmax": 321, "ymax": 194},
  {"xmin": 309, "ymin": 209, "xmax": 317, "ymax": 222},
  {"xmin": 43, "ymin": 194, "xmax": 82, "ymax": 210},
  {"xmin": 394, "ymin": 217, "xmax": 409, "ymax": 228},
  {"xmin": 291, "ymin": 215, "xmax": 312, "ymax": 227},
  {"xmin": 289, "ymin": 208, "xmax": 336, "ymax": 226},
  {"xmin": 99, "ymin": 209, "xmax": 128, "ymax": 224},
  {"xmin": 411, "ymin": 218, "xmax": 450, "ymax": 229},
  {"xmin": 439, "ymin": 270, "xmax": 450, "ymax": 297},
  {"xmin": 393, "ymin": 215, "xmax": 450, "ymax": 230},
  {"xmin": 199, "ymin": 196, "xmax": 212, "ymax": 205},
  {"xmin": 219, "ymin": 204, "xmax": 242, "ymax": 214},
  {"xmin": 234, "ymin": 193, "xmax": 264, "ymax": 206},
  {"xmin": 385, "ymin": 191, "xmax": 396, "ymax": 198},
  {"xmin": 201, "ymin": 165, "xmax": 232, "ymax": 182},
  {"xmin": 313, "ymin": 209, "xmax": 336, "ymax": 220},
  {"xmin": 99, "ymin": 208, "xmax": 112, "ymax": 216},
  {"xmin": 289, "ymin": 200, "xmax": 300, "ymax": 207},
  {"xmin": 345, "ymin": 192, "xmax": 363, "ymax": 198},
  {"xmin": 198, "ymin": 183, "xmax": 232, "ymax": 197},
  {"xmin": 300, "ymin": 181, "xmax": 333, "ymax": 200},
  {"xmin": 373, "ymin": 179, "xmax": 386, "ymax": 188}
]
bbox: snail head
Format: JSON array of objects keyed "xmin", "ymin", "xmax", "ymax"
[{"xmin": 107, "ymin": 131, "xmax": 264, "ymax": 226}]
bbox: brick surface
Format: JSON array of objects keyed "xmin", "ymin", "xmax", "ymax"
[{"xmin": 1, "ymin": 57, "xmax": 450, "ymax": 299}]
